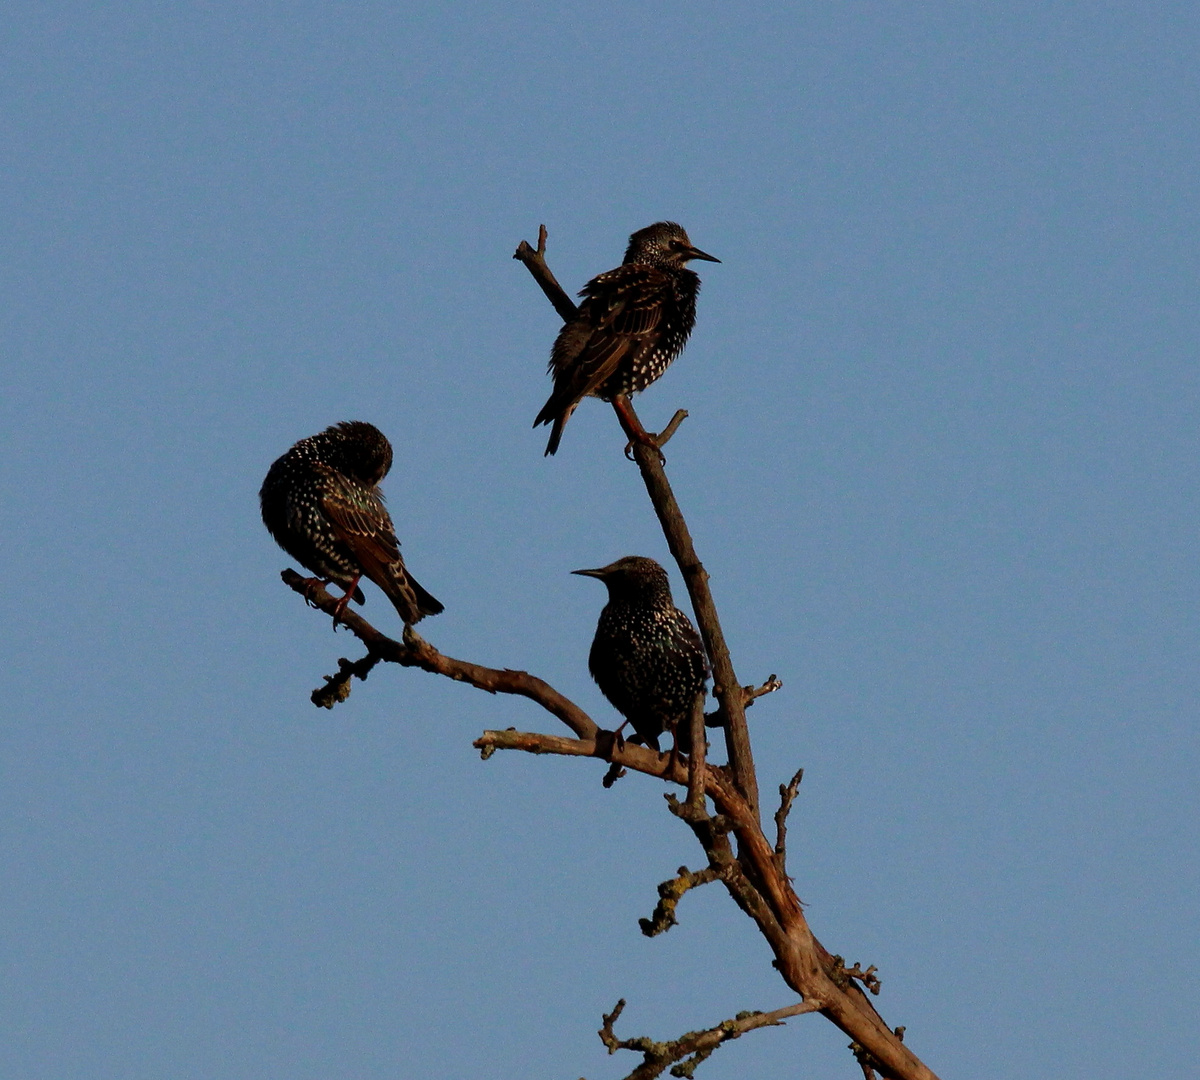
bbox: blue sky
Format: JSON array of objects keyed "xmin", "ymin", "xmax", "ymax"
[{"xmin": 3, "ymin": 3, "xmax": 1197, "ymax": 1077}]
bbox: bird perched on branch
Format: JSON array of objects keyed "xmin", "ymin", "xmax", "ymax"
[
  {"xmin": 260, "ymin": 421, "xmax": 443, "ymax": 626},
  {"xmin": 573, "ymin": 556, "xmax": 709, "ymax": 752},
  {"xmin": 534, "ymin": 222, "xmax": 719, "ymax": 456}
]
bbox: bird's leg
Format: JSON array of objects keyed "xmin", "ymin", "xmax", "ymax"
[
  {"xmin": 612, "ymin": 395, "xmax": 667, "ymax": 463},
  {"xmin": 329, "ymin": 574, "xmax": 362, "ymax": 626},
  {"xmin": 600, "ymin": 723, "xmax": 648, "ymax": 788},
  {"xmin": 667, "ymin": 721, "xmax": 697, "ymax": 776}
]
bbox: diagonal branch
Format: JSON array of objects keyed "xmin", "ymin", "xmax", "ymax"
[
  {"xmin": 594, "ymin": 997, "xmax": 822, "ymax": 1080},
  {"xmin": 622, "ymin": 399, "xmax": 760, "ymax": 818},
  {"xmin": 280, "ymin": 569, "xmax": 598, "ymax": 739},
  {"xmin": 513, "ymin": 225, "xmax": 578, "ymax": 321},
  {"xmin": 513, "ymin": 226, "xmax": 942, "ymax": 1080},
  {"xmin": 511, "ymin": 228, "xmax": 761, "ymax": 816}
]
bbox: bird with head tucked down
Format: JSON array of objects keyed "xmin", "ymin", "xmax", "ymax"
[{"xmin": 260, "ymin": 421, "xmax": 443, "ymax": 627}]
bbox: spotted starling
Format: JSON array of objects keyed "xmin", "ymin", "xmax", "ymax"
[
  {"xmin": 260, "ymin": 421, "xmax": 443, "ymax": 626},
  {"xmin": 534, "ymin": 222, "xmax": 720, "ymax": 456},
  {"xmin": 573, "ymin": 556, "xmax": 709, "ymax": 752}
]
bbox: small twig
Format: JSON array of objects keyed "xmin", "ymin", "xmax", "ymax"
[
  {"xmin": 602, "ymin": 761, "xmax": 627, "ymax": 787},
  {"xmin": 744, "ymin": 673, "xmax": 782, "ymax": 708},
  {"xmin": 513, "ymin": 225, "xmax": 578, "ymax": 322},
  {"xmin": 657, "ymin": 408, "xmax": 690, "ymax": 447},
  {"xmin": 598, "ymin": 998, "xmax": 630, "ymax": 1053},
  {"xmin": 832, "ymin": 956, "xmax": 882, "ymax": 996},
  {"xmin": 310, "ymin": 653, "xmax": 380, "ymax": 708},
  {"xmin": 851, "ymin": 1043, "xmax": 879, "ymax": 1080},
  {"xmin": 638, "ymin": 865, "xmax": 722, "ymax": 938},
  {"xmin": 773, "ymin": 767, "xmax": 804, "ymax": 875},
  {"xmin": 596, "ymin": 998, "xmax": 821, "ymax": 1080},
  {"xmin": 618, "ymin": 403, "xmax": 689, "ymax": 461}
]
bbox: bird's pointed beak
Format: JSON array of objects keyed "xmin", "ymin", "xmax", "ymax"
[
  {"xmin": 685, "ymin": 245, "xmax": 720, "ymax": 263},
  {"xmin": 571, "ymin": 567, "xmax": 607, "ymax": 579}
]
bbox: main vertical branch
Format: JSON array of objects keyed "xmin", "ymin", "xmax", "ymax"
[
  {"xmin": 514, "ymin": 230, "xmax": 759, "ymax": 815},
  {"xmin": 514, "ymin": 227, "xmax": 941, "ymax": 1079},
  {"xmin": 622, "ymin": 411, "xmax": 760, "ymax": 817}
]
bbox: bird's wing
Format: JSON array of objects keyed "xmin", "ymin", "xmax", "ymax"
[
  {"xmin": 316, "ymin": 465, "xmax": 439, "ymax": 623},
  {"xmin": 678, "ymin": 613, "xmax": 711, "ymax": 682},
  {"xmin": 584, "ymin": 264, "xmax": 672, "ymax": 332},
  {"xmin": 543, "ymin": 265, "xmax": 673, "ymax": 408},
  {"xmin": 318, "ymin": 467, "xmax": 402, "ymax": 574}
]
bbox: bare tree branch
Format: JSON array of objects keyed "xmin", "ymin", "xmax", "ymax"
[
  {"xmin": 638, "ymin": 864, "xmax": 723, "ymax": 938},
  {"xmin": 270, "ymin": 225, "xmax": 944, "ymax": 1080},
  {"xmin": 744, "ymin": 673, "xmax": 783, "ymax": 707},
  {"xmin": 592, "ymin": 997, "xmax": 822, "ymax": 1080},
  {"xmin": 474, "ymin": 727, "xmax": 690, "ymax": 782},
  {"xmin": 512, "ymin": 225, "xmax": 578, "ymax": 321},
  {"xmin": 311, "ymin": 652, "xmax": 380, "ymax": 708},
  {"xmin": 512, "ymin": 226, "xmax": 942, "ymax": 1080},
  {"xmin": 773, "ymin": 767, "xmax": 804, "ymax": 875},
  {"xmin": 280, "ymin": 569, "xmax": 598, "ymax": 740},
  {"xmin": 622, "ymin": 400, "xmax": 761, "ymax": 817}
]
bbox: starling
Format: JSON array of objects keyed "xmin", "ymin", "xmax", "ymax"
[
  {"xmin": 573, "ymin": 556, "xmax": 709, "ymax": 752},
  {"xmin": 260, "ymin": 421, "xmax": 443, "ymax": 626},
  {"xmin": 534, "ymin": 222, "xmax": 719, "ymax": 455}
]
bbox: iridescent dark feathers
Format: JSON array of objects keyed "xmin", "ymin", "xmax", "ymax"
[
  {"xmin": 534, "ymin": 222, "xmax": 719, "ymax": 455},
  {"xmin": 260, "ymin": 421, "xmax": 443, "ymax": 625},
  {"xmin": 573, "ymin": 555, "xmax": 709, "ymax": 751}
]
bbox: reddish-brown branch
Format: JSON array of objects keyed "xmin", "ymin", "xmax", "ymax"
[
  {"xmin": 774, "ymin": 766, "xmax": 804, "ymax": 876},
  {"xmin": 622, "ymin": 400, "xmax": 760, "ymax": 817},
  {"xmin": 280, "ymin": 569, "xmax": 599, "ymax": 740},
  {"xmin": 476, "ymin": 722, "xmax": 932, "ymax": 1078},
  {"xmin": 513, "ymin": 225, "xmax": 578, "ymax": 321},
  {"xmin": 512, "ymin": 226, "xmax": 940, "ymax": 1080},
  {"xmin": 474, "ymin": 727, "xmax": 694, "ymax": 784},
  {"xmin": 596, "ymin": 997, "xmax": 822, "ymax": 1080}
]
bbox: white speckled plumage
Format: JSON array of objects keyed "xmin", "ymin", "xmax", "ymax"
[
  {"xmin": 260, "ymin": 421, "xmax": 443, "ymax": 625},
  {"xmin": 533, "ymin": 223, "xmax": 719, "ymax": 455}
]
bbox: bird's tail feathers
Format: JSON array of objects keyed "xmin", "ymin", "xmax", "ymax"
[
  {"xmin": 537, "ymin": 401, "xmax": 578, "ymax": 456},
  {"xmin": 408, "ymin": 575, "xmax": 444, "ymax": 619}
]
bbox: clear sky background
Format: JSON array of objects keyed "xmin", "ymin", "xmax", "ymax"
[{"xmin": 3, "ymin": 3, "xmax": 1197, "ymax": 1078}]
